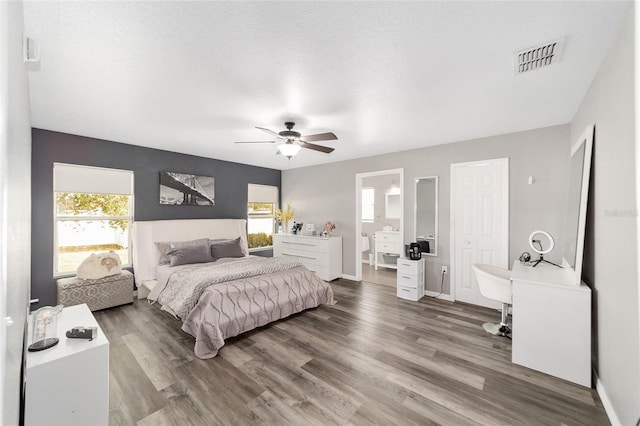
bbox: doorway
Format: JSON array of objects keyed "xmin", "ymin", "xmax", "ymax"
[
  {"xmin": 450, "ymin": 158, "xmax": 509, "ymax": 308},
  {"xmin": 355, "ymin": 168, "xmax": 404, "ymax": 284}
]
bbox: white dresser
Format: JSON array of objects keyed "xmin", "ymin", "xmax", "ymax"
[
  {"xmin": 25, "ymin": 303, "xmax": 109, "ymax": 426},
  {"xmin": 374, "ymin": 231, "xmax": 403, "ymax": 270},
  {"xmin": 396, "ymin": 257, "xmax": 425, "ymax": 301},
  {"xmin": 511, "ymin": 261, "xmax": 591, "ymax": 387},
  {"xmin": 273, "ymin": 234, "xmax": 342, "ymax": 281}
]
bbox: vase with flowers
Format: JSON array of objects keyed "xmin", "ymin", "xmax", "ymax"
[
  {"xmin": 275, "ymin": 203, "xmax": 295, "ymax": 234},
  {"xmin": 323, "ymin": 221, "xmax": 336, "ymax": 237}
]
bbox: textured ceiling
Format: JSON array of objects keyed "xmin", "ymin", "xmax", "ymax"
[{"xmin": 23, "ymin": 1, "xmax": 631, "ymax": 170}]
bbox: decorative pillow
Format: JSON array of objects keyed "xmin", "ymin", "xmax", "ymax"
[
  {"xmin": 77, "ymin": 251, "xmax": 122, "ymax": 280},
  {"xmin": 167, "ymin": 244, "xmax": 214, "ymax": 267},
  {"xmin": 210, "ymin": 237, "xmax": 245, "ymax": 259},
  {"xmin": 155, "ymin": 238, "xmax": 209, "ymax": 265}
]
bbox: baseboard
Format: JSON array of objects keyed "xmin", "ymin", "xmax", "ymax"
[
  {"xmin": 595, "ymin": 372, "xmax": 622, "ymax": 426},
  {"xmin": 342, "ymin": 274, "xmax": 358, "ymax": 281},
  {"xmin": 424, "ymin": 290, "xmax": 453, "ymax": 301}
]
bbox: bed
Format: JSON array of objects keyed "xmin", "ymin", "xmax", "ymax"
[{"xmin": 132, "ymin": 219, "xmax": 335, "ymax": 358}]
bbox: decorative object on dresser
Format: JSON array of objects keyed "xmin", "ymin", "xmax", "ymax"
[
  {"xmin": 374, "ymin": 230, "xmax": 402, "ymax": 270},
  {"xmin": 25, "ymin": 303, "xmax": 109, "ymax": 426},
  {"xmin": 275, "ymin": 203, "xmax": 295, "ymax": 234},
  {"xmin": 57, "ymin": 270, "xmax": 134, "ymax": 311},
  {"xmin": 273, "ymin": 234, "xmax": 343, "ymax": 281},
  {"xmin": 323, "ymin": 221, "xmax": 336, "ymax": 236},
  {"xmin": 397, "ymin": 257, "xmax": 425, "ymax": 301}
]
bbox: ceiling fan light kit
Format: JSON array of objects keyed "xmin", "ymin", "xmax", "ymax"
[
  {"xmin": 277, "ymin": 143, "xmax": 301, "ymax": 158},
  {"xmin": 235, "ymin": 122, "xmax": 337, "ymax": 158}
]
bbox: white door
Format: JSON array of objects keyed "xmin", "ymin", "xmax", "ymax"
[{"xmin": 451, "ymin": 158, "xmax": 509, "ymax": 308}]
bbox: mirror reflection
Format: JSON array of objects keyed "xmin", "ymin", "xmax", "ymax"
[
  {"xmin": 414, "ymin": 176, "xmax": 438, "ymax": 256},
  {"xmin": 385, "ymin": 193, "xmax": 401, "ymax": 219}
]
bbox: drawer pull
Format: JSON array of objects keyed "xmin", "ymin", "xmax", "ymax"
[
  {"xmin": 401, "ymin": 288, "xmax": 410, "ymax": 292},
  {"xmin": 282, "ymin": 252, "xmax": 316, "ymax": 260},
  {"xmin": 282, "ymin": 241, "xmax": 316, "ymax": 247},
  {"xmin": 401, "ymin": 275, "xmax": 412, "ymax": 279}
]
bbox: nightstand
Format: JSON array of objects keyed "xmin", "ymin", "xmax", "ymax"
[{"xmin": 397, "ymin": 257, "xmax": 425, "ymax": 301}]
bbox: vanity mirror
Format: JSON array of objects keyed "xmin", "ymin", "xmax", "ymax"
[
  {"xmin": 414, "ymin": 176, "xmax": 438, "ymax": 256},
  {"xmin": 385, "ymin": 193, "xmax": 401, "ymax": 219},
  {"xmin": 562, "ymin": 124, "xmax": 594, "ymax": 285}
]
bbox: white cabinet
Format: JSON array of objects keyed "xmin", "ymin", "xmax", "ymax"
[
  {"xmin": 397, "ymin": 257, "xmax": 425, "ymax": 301},
  {"xmin": 511, "ymin": 262, "xmax": 591, "ymax": 387},
  {"xmin": 374, "ymin": 231, "xmax": 402, "ymax": 270},
  {"xmin": 273, "ymin": 234, "xmax": 342, "ymax": 281},
  {"xmin": 25, "ymin": 303, "xmax": 109, "ymax": 426}
]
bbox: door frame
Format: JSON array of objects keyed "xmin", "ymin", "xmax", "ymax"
[
  {"xmin": 449, "ymin": 158, "xmax": 509, "ymax": 303},
  {"xmin": 354, "ymin": 168, "xmax": 404, "ymax": 282}
]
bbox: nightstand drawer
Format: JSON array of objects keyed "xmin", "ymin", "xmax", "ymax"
[
  {"xmin": 397, "ymin": 285, "xmax": 423, "ymax": 301},
  {"xmin": 397, "ymin": 272, "xmax": 423, "ymax": 289},
  {"xmin": 397, "ymin": 258, "xmax": 424, "ymax": 274}
]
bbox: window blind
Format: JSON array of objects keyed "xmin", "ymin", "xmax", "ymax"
[
  {"xmin": 248, "ymin": 184, "xmax": 278, "ymax": 203},
  {"xmin": 54, "ymin": 163, "xmax": 133, "ymax": 195}
]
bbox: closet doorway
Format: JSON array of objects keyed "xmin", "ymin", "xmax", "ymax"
[{"xmin": 355, "ymin": 168, "xmax": 404, "ymax": 285}]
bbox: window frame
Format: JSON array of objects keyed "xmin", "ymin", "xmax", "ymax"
[
  {"xmin": 247, "ymin": 201, "xmax": 277, "ymax": 252},
  {"xmin": 53, "ymin": 163, "xmax": 134, "ymax": 277}
]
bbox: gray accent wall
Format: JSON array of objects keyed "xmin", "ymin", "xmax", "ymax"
[
  {"xmin": 31, "ymin": 129, "xmax": 280, "ymax": 308},
  {"xmin": 282, "ymin": 124, "xmax": 570, "ymax": 294},
  {"xmin": 570, "ymin": 7, "xmax": 638, "ymax": 424}
]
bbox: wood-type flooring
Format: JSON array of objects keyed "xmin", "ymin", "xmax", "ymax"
[{"xmin": 94, "ymin": 279, "xmax": 610, "ymax": 425}]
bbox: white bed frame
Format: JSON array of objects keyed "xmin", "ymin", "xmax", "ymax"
[{"xmin": 132, "ymin": 218, "xmax": 248, "ymax": 299}]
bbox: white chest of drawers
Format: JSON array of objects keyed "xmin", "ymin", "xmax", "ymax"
[
  {"xmin": 374, "ymin": 231, "xmax": 403, "ymax": 270},
  {"xmin": 396, "ymin": 257, "xmax": 425, "ymax": 301},
  {"xmin": 25, "ymin": 303, "xmax": 109, "ymax": 426},
  {"xmin": 273, "ymin": 234, "xmax": 343, "ymax": 281}
]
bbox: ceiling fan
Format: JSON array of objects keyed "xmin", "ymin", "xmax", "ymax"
[{"xmin": 235, "ymin": 122, "xmax": 337, "ymax": 158}]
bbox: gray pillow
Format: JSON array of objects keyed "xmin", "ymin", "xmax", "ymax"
[
  {"xmin": 155, "ymin": 238, "xmax": 209, "ymax": 265},
  {"xmin": 167, "ymin": 244, "xmax": 214, "ymax": 267},
  {"xmin": 210, "ymin": 237, "xmax": 245, "ymax": 259}
]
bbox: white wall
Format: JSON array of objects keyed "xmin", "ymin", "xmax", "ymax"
[
  {"xmin": 282, "ymin": 124, "xmax": 569, "ymax": 294},
  {"xmin": 570, "ymin": 7, "xmax": 638, "ymax": 424},
  {"xmin": 0, "ymin": 1, "xmax": 32, "ymax": 424}
]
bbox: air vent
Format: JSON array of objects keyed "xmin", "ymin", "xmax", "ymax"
[{"xmin": 514, "ymin": 38, "xmax": 564, "ymax": 74}]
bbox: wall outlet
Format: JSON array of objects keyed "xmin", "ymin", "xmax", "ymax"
[{"xmin": 442, "ymin": 265, "xmax": 448, "ymax": 274}]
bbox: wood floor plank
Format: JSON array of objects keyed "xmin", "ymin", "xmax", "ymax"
[{"xmin": 96, "ymin": 279, "xmax": 611, "ymax": 426}]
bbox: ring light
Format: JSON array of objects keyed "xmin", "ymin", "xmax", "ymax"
[
  {"xmin": 528, "ymin": 230, "xmax": 561, "ymax": 268},
  {"xmin": 529, "ymin": 230, "xmax": 555, "ymax": 254}
]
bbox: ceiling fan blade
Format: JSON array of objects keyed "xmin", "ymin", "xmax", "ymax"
[
  {"xmin": 301, "ymin": 142, "xmax": 334, "ymax": 154},
  {"xmin": 300, "ymin": 132, "xmax": 338, "ymax": 143},
  {"xmin": 255, "ymin": 127, "xmax": 283, "ymax": 138},
  {"xmin": 234, "ymin": 140, "xmax": 277, "ymax": 144}
]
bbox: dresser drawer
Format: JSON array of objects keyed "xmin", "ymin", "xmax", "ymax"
[
  {"xmin": 397, "ymin": 258, "xmax": 424, "ymax": 274},
  {"xmin": 397, "ymin": 272, "xmax": 423, "ymax": 289},
  {"xmin": 397, "ymin": 285, "xmax": 423, "ymax": 301},
  {"xmin": 274, "ymin": 236, "xmax": 330, "ymax": 254},
  {"xmin": 276, "ymin": 250, "xmax": 329, "ymax": 267}
]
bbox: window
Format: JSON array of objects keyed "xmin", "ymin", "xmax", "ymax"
[
  {"xmin": 54, "ymin": 164, "xmax": 134, "ymax": 276},
  {"xmin": 247, "ymin": 184, "xmax": 278, "ymax": 250},
  {"xmin": 362, "ymin": 187, "xmax": 375, "ymax": 222}
]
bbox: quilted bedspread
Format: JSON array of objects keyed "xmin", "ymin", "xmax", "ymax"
[{"xmin": 152, "ymin": 257, "xmax": 335, "ymax": 358}]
